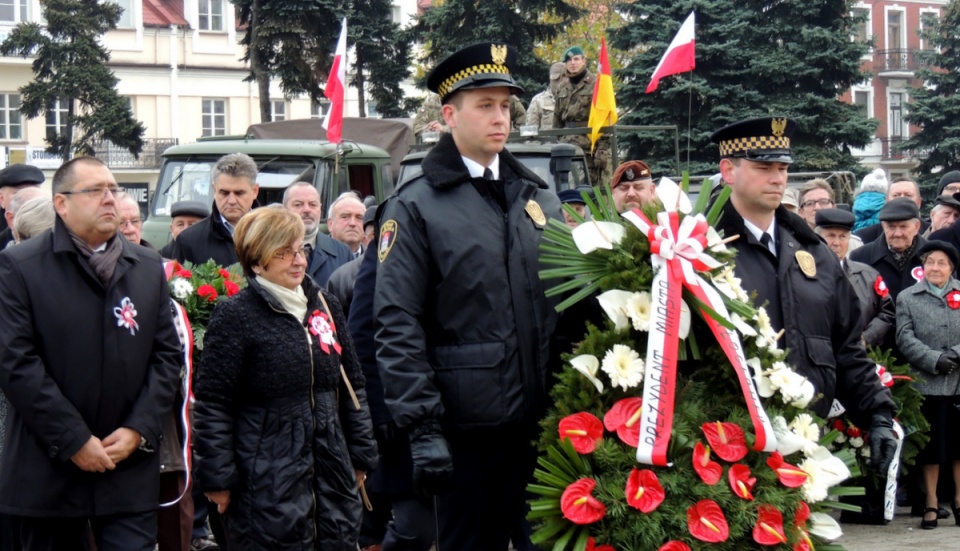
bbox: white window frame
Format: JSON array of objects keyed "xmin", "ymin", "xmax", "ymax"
[
  {"xmin": 0, "ymin": 93, "xmax": 23, "ymax": 141},
  {"xmin": 198, "ymin": 0, "xmax": 224, "ymax": 32},
  {"xmin": 311, "ymin": 101, "xmax": 330, "ymax": 119},
  {"xmin": 851, "ymin": 86, "xmax": 873, "ymax": 119},
  {"xmin": 45, "ymin": 97, "xmax": 70, "ymax": 140},
  {"xmin": 851, "ymin": 3, "xmax": 872, "ymax": 50},
  {"xmin": 112, "ymin": 0, "xmax": 135, "ymax": 29},
  {"xmin": 0, "ymin": 0, "xmax": 28, "ymax": 24},
  {"xmin": 201, "ymin": 98, "xmax": 227, "ymax": 137},
  {"xmin": 919, "ymin": 8, "xmax": 940, "ymax": 51},
  {"xmin": 887, "ymin": 88, "xmax": 908, "ymax": 140},
  {"xmin": 884, "ymin": 6, "xmax": 906, "ymax": 51},
  {"xmin": 270, "ymin": 100, "xmax": 288, "ymax": 122}
]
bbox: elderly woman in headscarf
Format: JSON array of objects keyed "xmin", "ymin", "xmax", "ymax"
[
  {"xmin": 896, "ymin": 239, "xmax": 960, "ymax": 530},
  {"xmin": 193, "ymin": 206, "xmax": 377, "ymax": 550}
]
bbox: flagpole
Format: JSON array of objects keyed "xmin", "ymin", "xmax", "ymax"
[{"xmin": 687, "ymin": 71, "xmax": 693, "ymax": 170}]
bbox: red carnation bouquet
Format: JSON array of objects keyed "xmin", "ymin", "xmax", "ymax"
[{"xmin": 167, "ymin": 259, "xmax": 245, "ymax": 349}]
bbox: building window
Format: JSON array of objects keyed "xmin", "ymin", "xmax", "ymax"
[
  {"xmin": 0, "ymin": 93, "xmax": 22, "ymax": 140},
  {"xmin": 202, "ymin": 98, "xmax": 226, "ymax": 137},
  {"xmin": 46, "ymin": 98, "xmax": 70, "ymax": 141},
  {"xmin": 311, "ymin": 101, "xmax": 330, "ymax": 119},
  {"xmin": 889, "ymin": 92, "xmax": 905, "ymax": 138},
  {"xmin": 853, "ymin": 90, "xmax": 870, "ymax": 117},
  {"xmin": 271, "ymin": 100, "xmax": 287, "ymax": 122},
  {"xmin": 886, "ymin": 10, "xmax": 903, "ymax": 51},
  {"xmin": 113, "ymin": 0, "xmax": 133, "ymax": 28},
  {"xmin": 920, "ymin": 12, "xmax": 938, "ymax": 51},
  {"xmin": 198, "ymin": 0, "xmax": 223, "ymax": 32},
  {"xmin": 851, "ymin": 7, "xmax": 869, "ymax": 43},
  {"xmin": 390, "ymin": 5, "xmax": 401, "ymax": 24},
  {"xmin": 0, "ymin": 0, "xmax": 27, "ymax": 23}
]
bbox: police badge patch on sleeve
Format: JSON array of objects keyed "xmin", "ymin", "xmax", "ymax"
[
  {"xmin": 525, "ymin": 200, "xmax": 547, "ymax": 227},
  {"xmin": 378, "ymin": 219, "xmax": 398, "ymax": 262}
]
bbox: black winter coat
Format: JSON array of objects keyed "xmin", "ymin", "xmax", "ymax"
[
  {"xmin": 845, "ymin": 259, "xmax": 896, "ymax": 347},
  {"xmin": 0, "ymin": 217, "xmax": 181, "ymax": 516},
  {"xmin": 849, "ymin": 234, "xmax": 926, "ymax": 301},
  {"xmin": 714, "ymin": 202, "xmax": 895, "ymax": 424},
  {"xmin": 373, "ymin": 134, "xmax": 562, "ymax": 432},
  {"xmin": 308, "ymin": 232, "xmax": 353, "ymax": 286},
  {"xmin": 194, "ymin": 277, "xmax": 377, "ymax": 551},
  {"xmin": 170, "ymin": 201, "xmax": 244, "ymax": 267}
]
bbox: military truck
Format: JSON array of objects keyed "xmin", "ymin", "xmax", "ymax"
[{"xmin": 142, "ymin": 118, "xmax": 411, "ymax": 247}]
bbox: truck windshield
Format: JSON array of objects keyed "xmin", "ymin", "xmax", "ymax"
[{"xmin": 153, "ymin": 157, "xmax": 318, "ymax": 216}]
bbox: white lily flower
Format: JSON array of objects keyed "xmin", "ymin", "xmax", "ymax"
[
  {"xmin": 655, "ymin": 176, "xmax": 693, "ymax": 214},
  {"xmin": 748, "ymin": 357, "xmax": 775, "ymax": 398},
  {"xmin": 679, "ymin": 300, "xmax": 691, "ymax": 339},
  {"xmin": 572, "ymin": 221, "xmax": 626, "ymax": 254},
  {"xmin": 730, "ymin": 313, "xmax": 758, "ymax": 337},
  {"xmin": 809, "ymin": 513, "xmax": 843, "ymax": 542},
  {"xmin": 801, "ymin": 446, "xmax": 851, "ymax": 489},
  {"xmin": 596, "ymin": 290, "xmax": 633, "ymax": 331},
  {"xmin": 625, "ymin": 291, "xmax": 652, "ymax": 332},
  {"xmin": 772, "ymin": 415, "xmax": 807, "ymax": 456},
  {"xmin": 788, "ymin": 378, "xmax": 815, "ymax": 409},
  {"xmin": 601, "ymin": 344, "xmax": 645, "ymax": 391},
  {"xmin": 706, "ymin": 226, "xmax": 728, "ymax": 253},
  {"xmin": 569, "ymin": 354, "xmax": 604, "ymax": 393}
]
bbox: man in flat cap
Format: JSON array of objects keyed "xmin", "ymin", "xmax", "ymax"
[
  {"xmin": 815, "ymin": 209, "xmax": 895, "ymax": 349},
  {"xmin": 374, "ymin": 42, "xmax": 562, "ymax": 550},
  {"xmin": 710, "ymin": 117, "xmax": 897, "ymax": 477},
  {"xmin": 557, "ymin": 186, "xmax": 593, "ymax": 228},
  {"xmin": 0, "ymin": 164, "xmax": 45, "ymax": 248},
  {"xmin": 554, "ymin": 46, "xmax": 610, "ymax": 186},
  {"xmin": 925, "ymin": 193, "xmax": 960, "ymax": 239},
  {"xmin": 610, "ymin": 160, "xmax": 656, "ymax": 213},
  {"xmin": 159, "ymin": 200, "xmax": 209, "ymax": 259},
  {"xmin": 851, "ymin": 198, "xmax": 927, "ymax": 301}
]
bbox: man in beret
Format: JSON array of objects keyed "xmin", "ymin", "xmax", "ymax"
[
  {"xmin": 557, "ymin": 187, "xmax": 593, "ymax": 228},
  {"xmin": 374, "ymin": 42, "xmax": 562, "ymax": 550},
  {"xmin": 850, "ymin": 197, "xmax": 927, "ymax": 301},
  {"xmin": 553, "ymin": 46, "xmax": 611, "ymax": 186},
  {"xmin": 610, "ymin": 160, "xmax": 656, "ymax": 213},
  {"xmin": 710, "ymin": 116, "xmax": 897, "ymax": 476},
  {"xmin": 936, "ymin": 170, "xmax": 960, "ymax": 197},
  {"xmin": 0, "ymin": 164, "xmax": 45, "ymax": 249},
  {"xmin": 815, "ymin": 209, "xmax": 895, "ymax": 349}
]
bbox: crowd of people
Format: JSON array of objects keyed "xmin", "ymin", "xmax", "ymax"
[{"xmin": 0, "ymin": 38, "xmax": 957, "ymax": 551}]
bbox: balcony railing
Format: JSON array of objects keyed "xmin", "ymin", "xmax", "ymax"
[
  {"xmin": 93, "ymin": 138, "xmax": 178, "ymax": 169},
  {"xmin": 879, "ymin": 136, "xmax": 919, "ymax": 161},
  {"xmin": 874, "ymin": 49, "xmax": 924, "ymax": 73}
]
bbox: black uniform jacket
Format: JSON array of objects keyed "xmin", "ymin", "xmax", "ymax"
[
  {"xmin": 714, "ymin": 202, "xmax": 895, "ymax": 424},
  {"xmin": 849, "ymin": 234, "xmax": 926, "ymax": 301},
  {"xmin": 373, "ymin": 134, "xmax": 562, "ymax": 432},
  {"xmin": 0, "ymin": 217, "xmax": 180, "ymax": 516}
]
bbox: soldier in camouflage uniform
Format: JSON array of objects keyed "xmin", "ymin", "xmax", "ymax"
[
  {"xmin": 525, "ymin": 62, "xmax": 565, "ymax": 131},
  {"xmin": 553, "ymin": 46, "xmax": 611, "ymax": 187},
  {"xmin": 413, "ymin": 92, "xmax": 526, "ymax": 141}
]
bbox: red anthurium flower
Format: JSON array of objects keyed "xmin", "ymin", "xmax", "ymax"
[
  {"xmin": 753, "ymin": 505, "xmax": 788, "ymax": 546},
  {"xmin": 948, "ymin": 291, "xmax": 960, "ymax": 309},
  {"xmin": 794, "ymin": 501, "xmax": 810, "ymax": 527},
  {"xmin": 560, "ymin": 478, "xmax": 606, "ymax": 525},
  {"xmin": 794, "ymin": 538, "xmax": 813, "ymax": 551},
  {"xmin": 846, "ymin": 426, "xmax": 861, "ymax": 438},
  {"xmin": 687, "ymin": 499, "xmax": 729, "ymax": 542},
  {"xmin": 558, "ymin": 412, "xmax": 604, "ymax": 454},
  {"xmin": 692, "ymin": 442, "xmax": 722, "ymax": 485},
  {"xmin": 657, "ymin": 542, "xmax": 691, "ymax": 551},
  {"xmin": 585, "ymin": 537, "xmax": 616, "ymax": 551},
  {"xmin": 728, "ymin": 464, "xmax": 756, "ymax": 500},
  {"xmin": 197, "ymin": 284, "xmax": 218, "ymax": 302},
  {"xmin": 766, "ymin": 452, "xmax": 808, "ymax": 488},
  {"xmin": 625, "ymin": 468, "xmax": 665, "ymax": 513},
  {"xmin": 603, "ymin": 398, "xmax": 644, "ymax": 446},
  {"xmin": 701, "ymin": 421, "xmax": 747, "ymax": 462},
  {"xmin": 225, "ymin": 280, "xmax": 241, "ymax": 297},
  {"xmin": 873, "ymin": 275, "xmax": 889, "ymax": 298}
]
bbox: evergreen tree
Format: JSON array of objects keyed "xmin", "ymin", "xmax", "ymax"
[
  {"xmin": 410, "ymin": 0, "xmax": 583, "ymax": 103},
  {"xmin": 0, "ymin": 0, "xmax": 145, "ymax": 162},
  {"xmin": 351, "ymin": 0, "xmax": 418, "ymax": 118},
  {"xmin": 233, "ymin": 0, "xmax": 341, "ymax": 123},
  {"xmin": 611, "ymin": 0, "xmax": 877, "ymax": 176},
  {"xmin": 902, "ymin": 0, "xmax": 960, "ymax": 187}
]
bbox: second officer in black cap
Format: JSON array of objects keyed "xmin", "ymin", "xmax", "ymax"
[
  {"xmin": 374, "ymin": 43, "xmax": 561, "ymax": 550},
  {"xmin": 710, "ymin": 117, "xmax": 898, "ymax": 477}
]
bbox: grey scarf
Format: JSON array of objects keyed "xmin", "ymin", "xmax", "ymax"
[{"xmin": 68, "ymin": 230, "xmax": 123, "ymax": 285}]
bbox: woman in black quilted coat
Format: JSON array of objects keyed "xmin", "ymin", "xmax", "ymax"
[{"xmin": 193, "ymin": 207, "xmax": 377, "ymax": 550}]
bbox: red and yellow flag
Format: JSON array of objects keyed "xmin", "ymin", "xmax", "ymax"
[{"xmin": 588, "ymin": 38, "xmax": 617, "ymax": 152}]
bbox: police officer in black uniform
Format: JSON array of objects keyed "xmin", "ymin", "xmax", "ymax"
[
  {"xmin": 710, "ymin": 117, "xmax": 898, "ymax": 474},
  {"xmin": 373, "ymin": 43, "xmax": 561, "ymax": 550}
]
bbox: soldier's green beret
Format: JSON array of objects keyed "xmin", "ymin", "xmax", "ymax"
[{"xmin": 563, "ymin": 46, "xmax": 585, "ymax": 61}]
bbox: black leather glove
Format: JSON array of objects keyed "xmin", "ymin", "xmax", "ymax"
[
  {"xmin": 935, "ymin": 351, "xmax": 960, "ymax": 375},
  {"xmin": 408, "ymin": 420, "xmax": 454, "ymax": 498},
  {"xmin": 867, "ymin": 413, "xmax": 898, "ymax": 475},
  {"xmin": 373, "ymin": 422, "xmax": 399, "ymax": 449}
]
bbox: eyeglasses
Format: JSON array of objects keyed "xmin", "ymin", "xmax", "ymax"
[
  {"xmin": 60, "ymin": 186, "xmax": 121, "ymax": 200},
  {"xmin": 273, "ymin": 245, "xmax": 308, "ymax": 261},
  {"xmin": 800, "ymin": 199, "xmax": 834, "ymax": 209},
  {"xmin": 119, "ymin": 218, "xmax": 142, "ymax": 228}
]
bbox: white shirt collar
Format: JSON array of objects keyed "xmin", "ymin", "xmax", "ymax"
[
  {"xmin": 742, "ymin": 218, "xmax": 777, "ymax": 255},
  {"xmin": 460, "ymin": 155, "xmax": 500, "ymax": 180}
]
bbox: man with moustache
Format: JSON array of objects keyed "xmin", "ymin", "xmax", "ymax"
[
  {"xmin": 282, "ymin": 182, "xmax": 352, "ymax": 284},
  {"xmin": 610, "ymin": 160, "xmax": 656, "ymax": 213}
]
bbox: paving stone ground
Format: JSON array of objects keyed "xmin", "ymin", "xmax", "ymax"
[{"xmin": 837, "ymin": 506, "xmax": 960, "ymax": 551}]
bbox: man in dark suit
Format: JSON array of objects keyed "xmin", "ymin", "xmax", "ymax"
[{"xmin": 282, "ymin": 182, "xmax": 352, "ymax": 285}]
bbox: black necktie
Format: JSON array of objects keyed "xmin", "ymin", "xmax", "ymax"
[
  {"xmin": 760, "ymin": 233, "xmax": 775, "ymax": 256},
  {"xmin": 483, "ymin": 167, "xmax": 494, "ymax": 180}
]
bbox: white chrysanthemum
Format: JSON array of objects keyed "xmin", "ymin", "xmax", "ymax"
[
  {"xmin": 721, "ymin": 270, "xmax": 751, "ymax": 303},
  {"xmin": 601, "ymin": 344, "xmax": 645, "ymax": 391},
  {"xmin": 789, "ymin": 413, "xmax": 820, "ymax": 443},
  {"xmin": 809, "ymin": 513, "xmax": 843, "ymax": 542},
  {"xmin": 626, "ymin": 291, "xmax": 652, "ymax": 332},
  {"xmin": 860, "ymin": 446, "xmax": 871, "ymax": 458},
  {"xmin": 570, "ymin": 354, "xmax": 604, "ymax": 393},
  {"xmin": 835, "ymin": 433, "xmax": 847, "ymax": 444},
  {"xmin": 849, "ymin": 436, "xmax": 864, "ymax": 448},
  {"xmin": 171, "ymin": 278, "xmax": 194, "ymax": 300},
  {"xmin": 596, "ymin": 289, "xmax": 632, "ymax": 331}
]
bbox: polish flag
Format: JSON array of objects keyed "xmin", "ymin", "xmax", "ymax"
[
  {"xmin": 323, "ymin": 18, "xmax": 347, "ymax": 144},
  {"xmin": 646, "ymin": 11, "xmax": 696, "ymax": 93}
]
